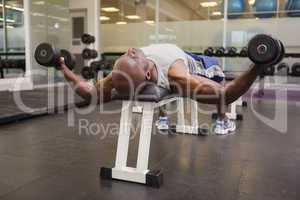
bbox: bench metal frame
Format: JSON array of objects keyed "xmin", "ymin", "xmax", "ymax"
[{"xmin": 100, "ymin": 97, "xmax": 204, "ymax": 187}]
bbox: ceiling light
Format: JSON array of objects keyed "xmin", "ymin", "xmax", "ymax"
[
  {"xmin": 200, "ymin": 2, "xmax": 217, "ymax": 7},
  {"xmin": 32, "ymin": 12, "xmax": 45, "ymax": 17},
  {"xmin": 100, "ymin": 16, "xmax": 110, "ymax": 21},
  {"xmin": 101, "ymin": 7, "xmax": 120, "ymax": 12},
  {"xmin": 249, "ymin": 0, "xmax": 255, "ymax": 5},
  {"xmin": 212, "ymin": 11, "xmax": 222, "ymax": 16},
  {"xmin": 116, "ymin": 21, "xmax": 127, "ymax": 25},
  {"xmin": 145, "ymin": 20, "xmax": 155, "ymax": 24},
  {"xmin": 33, "ymin": 1, "xmax": 45, "ymax": 5},
  {"xmin": 9, "ymin": 6, "xmax": 24, "ymax": 11},
  {"xmin": 126, "ymin": 15, "xmax": 141, "ymax": 19}
]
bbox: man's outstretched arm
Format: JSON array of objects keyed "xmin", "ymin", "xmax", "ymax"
[
  {"xmin": 168, "ymin": 60, "xmax": 259, "ymax": 105},
  {"xmin": 59, "ymin": 59, "xmax": 113, "ymax": 103}
]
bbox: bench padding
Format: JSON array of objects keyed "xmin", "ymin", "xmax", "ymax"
[{"xmin": 111, "ymin": 84, "xmax": 172, "ymax": 102}]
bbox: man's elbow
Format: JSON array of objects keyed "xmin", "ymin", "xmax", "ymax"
[{"xmin": 74, "ymin": 81, "xmax": 95, "ymax": 102}]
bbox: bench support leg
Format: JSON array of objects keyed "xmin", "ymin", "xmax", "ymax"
[
  {"xmin": 100, "ymin": 101, "xmax": 163, "ymax": 188},
  {"xmin": 175, "ymin": 98, "xmax": 207, "ymax": 135}
]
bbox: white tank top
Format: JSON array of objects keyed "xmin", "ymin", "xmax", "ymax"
[{"xmin": 141, "ymin": 44, "xmax": 189, "ymax": 90}]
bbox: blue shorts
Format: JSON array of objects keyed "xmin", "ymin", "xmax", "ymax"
[{"xmin": 185, "ymin": 52, "xmax": 225, "ymax": 83}]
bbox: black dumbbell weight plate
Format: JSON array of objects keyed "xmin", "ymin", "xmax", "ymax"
[
  {"xmin": 240, "ymin": 47, "xmax": 248, "ymax": 57},
  {"xmin": 248, "ymin": 34, "xmax": 279, "ymax": 65},
  {"xmin": 81, "ymin": 34, "xmax": 95, "ymax": 44},
  {"xmin": 81, "ymin": 34, "xmax": 91, "ymax": 44},
  {"xmin": 277, "ymin": 62, "xmax": 289, "ymax": 75},
  {"xmin": 82, "ymin": 48, "xmax": 91, "ymax": 59},
  {"xmin": 215, "ymin": 47, "xmax": 225, "ymax": 57},
  {"xmin": 269, "ymin": 39, "xmax": 284, "ymax": 66},
  {"xmin": 81, "ymin": 34, "xmax": 89, "ymax": 44},
  {"xmin": 204, "ymin": 47, "xmax": 214, "ymax": 56},
  {"xmin": 81, "ymin": 66, "xmax": 95, "ymax": 80},
  {"xmin": 82, "ymin": 48, "xmax": 97, "ymax": 59},
  {"xmin": 291, "ymin": 63, "xmax": 300, "ymax": 76},
  {"xmin": 273, "ymin": 40, "xmax": 285, "ymax": 66},
  {"xmin": 90, "ymin": 36, "xmax": 95, "ymax": 44},
  {"xmin": 90, "ymin": 50, "xmax": 98, "ymax": 59},
  {"xmin": 60, "ymin": 49, "xmax": 76, "ymax": 70},
  {"xmin": 227, "ymin": 47, "xmax": 237, "ymax": 57},
  {"xmin": 35, "ymin": 43, "xmax": 60, "ymax": 67}
]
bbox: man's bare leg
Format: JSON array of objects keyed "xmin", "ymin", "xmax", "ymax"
[
  {"xmin": 217, "ymin": 80, "xmax": 227, "ymax": 120},
  {"xmin": 156, "ymin": 106, "xmax": 169, "ymax": 131},
  {"xmin": 217, "ymin": 103, "xmax": 227, "ymax": 120}
]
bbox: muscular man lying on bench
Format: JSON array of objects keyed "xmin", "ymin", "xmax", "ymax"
[{"xmin": 59, "ymin": 44, "xmax": 260, "ymax": 135}]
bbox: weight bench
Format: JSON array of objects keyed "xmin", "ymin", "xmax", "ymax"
[{"xmin": 100, "ymin": 84, "xmax": 207, "ymax": 188}]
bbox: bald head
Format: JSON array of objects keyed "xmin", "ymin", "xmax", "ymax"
[{"xmin": 112, "ymin": 48, "xmax": 150, "ymax": 94}]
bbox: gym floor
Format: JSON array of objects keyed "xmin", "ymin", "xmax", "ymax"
[{"xmin": 0, "ymin": 98, "xmax": 298, "ymax": 200}]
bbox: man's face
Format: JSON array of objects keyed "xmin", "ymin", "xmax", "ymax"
[
  {"xmin": 112, "ymin": 48, "xmax": 149, "ymax": 94},
  {"xmin": 119, "ymin": 48, "xmax": 148, "ymax": 69}
]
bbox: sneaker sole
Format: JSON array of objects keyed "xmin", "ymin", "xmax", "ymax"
[
  {"xmin": 214, "ymin": 129, "xmax": 229, "ymax": 135},
  {"xmin": 157, "ymin": 125, "xmax": 169, "ymax": 130}
]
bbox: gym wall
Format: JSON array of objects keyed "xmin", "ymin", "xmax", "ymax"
[{"xmin": 101, "ymin": 17, "xmax": 300, "ymax": 71}]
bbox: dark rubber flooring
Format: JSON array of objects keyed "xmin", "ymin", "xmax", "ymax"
[{"xmin": 0, "ymin": 99, "xmax": 299, "ymax": 200}]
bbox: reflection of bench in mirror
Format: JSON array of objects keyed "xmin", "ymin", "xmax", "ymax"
[{"xmin": 0, "ymin": 52, "xmax": 26, "ymax": 79}]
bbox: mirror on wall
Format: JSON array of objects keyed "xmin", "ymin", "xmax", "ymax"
[{"xmin": 0, "ymin": 0, "xmax": 25, "ymax": 79}]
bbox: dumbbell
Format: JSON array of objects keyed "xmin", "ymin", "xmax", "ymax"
[
  {"xmin": 82, "ymin": 48, "xmax": 98, "ymax": 59},
  {"xmin": 204, "ymin": 47, "xmax": 214, "ymax": 56},
  {"xmin": 215, "ymin": 47, "xmax": 225, "ymax": 57},
  {"xmin": 277, "ymin": 62, "xmax": 290, "ymax": 76},
  {"xmin": 240, "ymin": 47, "xmax": 248, "ymax": 57},
  {"xmin": 227, "ymin": 47, "xmax": 237, "ymax": 57},
  {"xmin": 34, "ymin": 43, "xmax": 76, "ymax": 70},
  {"xmin": 291, "ymin": 63, "xmax": 300, "ymax": 77},
  {"xmin": 81, "ymin": 34, "xmax": 95, "ymax": 44},
  {"xmin": 81, "ymin": 66, "xmax": 95, "ymax": 80},
  {"xmin": 247, "ymin": 34, "xmax": 285, "ymax": 66}
]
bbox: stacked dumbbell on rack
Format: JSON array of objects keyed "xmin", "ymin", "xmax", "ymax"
[{"xmin": 80, "ymin": 34, "xmax": 98, "ymax": 80}]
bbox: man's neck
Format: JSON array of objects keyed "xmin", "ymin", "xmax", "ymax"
[{"xmin": 148, "ymin": 60, "xmax": 158, "ymax": 83}]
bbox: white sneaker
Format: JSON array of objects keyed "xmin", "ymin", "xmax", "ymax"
[
  {"xmin": 156, "ymin": 116, "xmax": 169, "ymax": 131},
  {"xmin": 224, "ymin": 118, "xmax": 236, "ymax": 132},
  {"xmin": 214, "ymin": 118, "xmax": 236, "ymax": 135}
]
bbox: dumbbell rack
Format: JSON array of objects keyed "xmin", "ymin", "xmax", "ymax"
[{"xmin": 81, "ymin": 34, "xmax": 98, "ymax": 82}]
